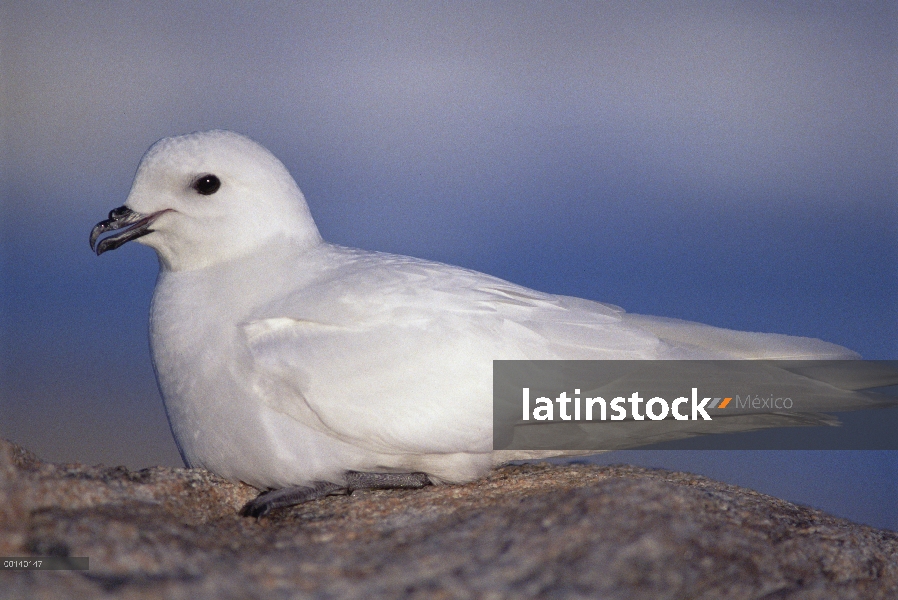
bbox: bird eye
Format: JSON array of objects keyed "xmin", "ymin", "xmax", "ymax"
[{"xmin": 192, "ymin": 174, "xmax": 221, "ymax": 195}]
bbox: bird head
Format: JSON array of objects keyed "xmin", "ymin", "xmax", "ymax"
[{"xmin": 90, "ymin": 130, "xmax": 321, "ymax": 271}]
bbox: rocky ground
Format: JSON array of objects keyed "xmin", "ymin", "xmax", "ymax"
[{"xmin": 1, "ymin": 438, "xmax": 896, "ymax": 599}]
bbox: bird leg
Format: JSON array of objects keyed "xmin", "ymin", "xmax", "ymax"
[
  {"xmin": 345, "ymin": 471, "xmax": 432, "ymax": 491},
  {"xmin": 239, "ymin": 471, "xmax": 432, "ymax": 518}
]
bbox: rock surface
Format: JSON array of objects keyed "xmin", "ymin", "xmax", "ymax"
[{"xmin": 1, "ymin": 438, "xmax": 896, "ymax": 599}]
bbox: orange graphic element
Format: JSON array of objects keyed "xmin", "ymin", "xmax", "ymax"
[{"xmin": 718, "ymin": 397, "xmax": 732, "ymax": 409}]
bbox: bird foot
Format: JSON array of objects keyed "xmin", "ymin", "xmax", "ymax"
[{"xmin": 239, "ymin": 471, "xmax": 432, "ymax": 518}]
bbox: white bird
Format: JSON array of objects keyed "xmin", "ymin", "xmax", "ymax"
[{"xmin": 90, "ymin": 130, "xmax": 864, "ymax": 517}]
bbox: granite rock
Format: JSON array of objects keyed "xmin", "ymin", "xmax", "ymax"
[{"xmin": 1, "ymin": 438, "xmax": 896, "ymax": 599}]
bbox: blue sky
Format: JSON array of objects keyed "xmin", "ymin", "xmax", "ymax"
[{"xmin": 1, "ymin": 2, "xmax": 896, "ymax": 528}]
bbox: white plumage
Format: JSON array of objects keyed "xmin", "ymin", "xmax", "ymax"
[{"xmin": 91, "ymin": 130, "xmax": 859, "ymax": 493}]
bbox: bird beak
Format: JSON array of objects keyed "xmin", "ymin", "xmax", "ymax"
[{"xmin": 89, "ymin": 206, "xmax": 167, "ymax": 255}]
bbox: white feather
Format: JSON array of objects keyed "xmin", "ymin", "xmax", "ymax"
[{"xmin": 107, "ymin": 130, "xmax": 869, "ymax": 489}]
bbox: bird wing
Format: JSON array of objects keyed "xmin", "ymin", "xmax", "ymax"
[
  {"xmin": 239, "ymin": 247, "xmax": 665, "ymax": 455},
  {"xmin": 240, "ymin": 246, "xmax": 872, "ymax": 457},
  {"xmin": 622, "ymin": 314, "xmax": 860, "ymax": 359}
]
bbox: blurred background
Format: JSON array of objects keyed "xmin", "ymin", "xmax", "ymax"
[{"xmin": 1, "ymin": 2, "xmax": 895, "ymax": 528}]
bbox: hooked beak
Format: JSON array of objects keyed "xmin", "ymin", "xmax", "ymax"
[{"xmin": 89, "ymin": 206, "xmax": 168, "ymax": 255}]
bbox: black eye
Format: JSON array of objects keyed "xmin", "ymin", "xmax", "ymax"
[{"xmin": 192, "ymin": 174, "xmax": 221, "ymax": 195}]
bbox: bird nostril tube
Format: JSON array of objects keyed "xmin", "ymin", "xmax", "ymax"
[{"xmin": 109, "ymin": 206, "xmax": 131, "ymax": 220}]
